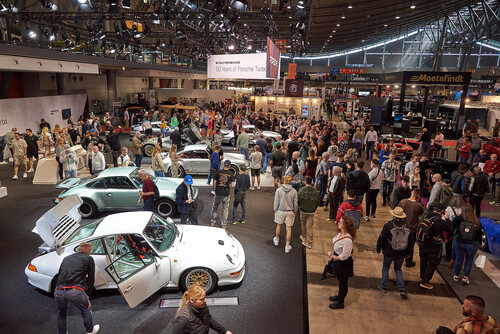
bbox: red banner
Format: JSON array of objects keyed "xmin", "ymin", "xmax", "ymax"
[{"xmin": 288, "ymin": 63, "xmax": 297, "ymax": 80}]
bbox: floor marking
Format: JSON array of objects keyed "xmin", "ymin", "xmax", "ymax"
[{"xmin": 160, "ymin": 297, "xmax": 239, "ymax": 308}]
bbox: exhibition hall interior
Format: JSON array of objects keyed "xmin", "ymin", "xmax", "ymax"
[{"xmin": 2, "ymin": 0, "xmax": 500, "ymax": 333}]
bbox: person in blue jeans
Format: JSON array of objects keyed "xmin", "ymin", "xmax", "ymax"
[
  {"xmin": 376, "ymin": 207, "xmax": 413, "ymax": 299},
  {"xmin": 230, "ymin": 168, "xmax": 250, "ymax": 224},
  {"xmin": 452, "ymin": 203, "xmax": 482, "ymax": 285},
  {"xmin": 54, "ymin": 242, "xmax": 100, "ymax": 334},
  {"xmin": 208, "ymin": 145, "xmax": 221, "ymax": 185}
]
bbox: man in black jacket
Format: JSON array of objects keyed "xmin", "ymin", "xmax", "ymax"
[
  {"xmin": 346, "ymin": 161, "xmax": 370, "ymax": 204},
  {"xmin": 54, "ymin": 242, "xmax": 99, "ymax": 334},
  {"xmin": 469, "ymin": 166, "xmax": 490, "ymax": 217},
  {"xmin": 106, "ymin": 126, "xmax": 122, "ymax": 167},
  {"xmin": 376, "ymin": 207, "xmax": 413, "ymax": 299},
  {"xmin": 419, "ymin": 203, "xmax": 453, "ymax": 290},
  {"xmin": 171, "ymin": 127, "xmax": 183, "ymax": 149},
  {"xmin": 392, "ymin": 175, "xmax": 411, "ymax": 209},
  {"xmin": 450, "ymin": 163, "xmax": 468, "ymax": 196}
]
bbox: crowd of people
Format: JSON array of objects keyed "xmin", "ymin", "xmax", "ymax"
[{"xmin": 3, "ymin": 106, "xmax": 500, "ymax": 333}]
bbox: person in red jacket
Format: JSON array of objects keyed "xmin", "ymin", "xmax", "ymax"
[
  {"xmin": 459, "ymin": 138, "xmax": 471, "ymax": 163},
  {"xmin": 484, "ymin": 153, "xmax": 500, "ymax": 196},
  {"xmin": 336, "ymin": 190, "xmax": 363, "ymax": 229}
]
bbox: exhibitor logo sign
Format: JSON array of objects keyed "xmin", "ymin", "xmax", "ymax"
[
  {"xmin": 213, "ymin": 60, "xmax": 266, "ymax": 75},
  {"xmin": 285, "ymin": 79, "xmax": 303, "ymax": 97},
  {"xmin": 403, "ymin": 71, "xmax": 471, "ymax": 85}
]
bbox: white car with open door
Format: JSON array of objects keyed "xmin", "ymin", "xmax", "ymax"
[{"xmin": 25, "ymin": 195, "xmax": 246, "ymax": 308}]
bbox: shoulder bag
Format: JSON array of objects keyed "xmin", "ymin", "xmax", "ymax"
[{"xmin": 321, "ymin": 235, "xmax": 353, "ymax": 280}]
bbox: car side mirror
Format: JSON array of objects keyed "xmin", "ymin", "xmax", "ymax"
[{"xmin": 154, "ymin": 256, "xmax": 160, "ymax": 267}]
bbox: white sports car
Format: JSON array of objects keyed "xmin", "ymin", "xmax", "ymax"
[
  {"xmin": 221, "ymin": 124, "xmax": 279, "ymax": 146},
  {"xmin": 162, "ymin": 144, "xmax": 249, "ymax": 177},
  {"xmin": 129, "ymin": 121, "xmax": 176, "ymax": 137},
  {"xmin": 25, "ymin": 195, "xmax": 246, "ymax": 308}
]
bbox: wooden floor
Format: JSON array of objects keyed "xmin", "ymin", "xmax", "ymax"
[{"xmin": 305, "ymin": 119, "xmax": 463, "ymax": 333}]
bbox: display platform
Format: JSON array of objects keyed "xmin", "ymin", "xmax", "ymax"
[{"xmin": 32, "ymin": 157, "xmax": 59, "ymax": 185}]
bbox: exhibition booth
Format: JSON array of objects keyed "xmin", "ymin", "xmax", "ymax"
[{"xmin": 253, "ymin": 96, "xmax": 321, "ymax": 118}]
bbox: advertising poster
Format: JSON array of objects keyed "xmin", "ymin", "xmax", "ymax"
[
  {"xmin": 113, "ymin": 102, "xmax": 121, "ymax": 117},
  {"xmin": 288, "ymin": 63, "xmax": 297, "ymax": 80},
  {"xmin": 266, "ymin": 37, "xmax": 281, "ymax": 79},
  {"xmin": 207, "ymin": 54, "xmax": 268, "ymax": 79},
  {"xmin": 285, "ymin": 79, "xmax": 304, "ymax": 97}
]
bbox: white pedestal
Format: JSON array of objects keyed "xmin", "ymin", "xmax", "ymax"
[
  {"xmin": 0, "ymin": 186, "xmax": 7, "ymax": 198},
  {"xmin": 33, "ymin": 157, "xmax": 59, "ymax": 185}
]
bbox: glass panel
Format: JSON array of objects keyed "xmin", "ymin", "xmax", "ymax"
[
  {"xmin": 106, "ymin": 176, "xmax": 136, "ymax": 189},
  {"xmin": 87, "ymin": 179, "xmax": 106, "ymax": 189},
  {"xmin": 74, "ymin": 238, "xmax": 105, "ymax": 254},
  {"xmin": 129, "ymin": 168, "xmax": 156, "ymax": 188},
  {"xmin": 63, "ymin": 220, "xmax": 103, "ymax": 245},
  {"xmin": 143, "ymin": 214, "xmax": 177, "ymax": 252},
  {"xmin": 106, "ymin": 251, "xmax": 152, "ymax": 282}
]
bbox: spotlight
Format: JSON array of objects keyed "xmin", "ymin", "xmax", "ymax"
[
  {"xmin": 246, "ymin": 44, "xmax": 252, "ymax": 50},
  {"xmin": 78, "ymin": 0, "xmax": 87, "ymax": 3},
  {"xmin": 410, "ymin": 4, "xmax": 416, "ymax": 9},
  {"xmin": 228, "ymin": 44, "xmax": 235, "ymax": 50},
  {"xmin": 230, "ymin": 0, "xmax": 247, "ymax": 11},
  {"xmin": 28, "ymin": 29, "xmax": 37, "ymax": 39},
  {"xmin": 49, "ymin": 33, "xmax": 55, "ymax": 41},
  {"xmin": 109, "ymin": 44, "xmax": 117, "ymax": 54},
  {"xmin": 395, "ymin": 16, "xmax": 400, "ymax": 19},
  {"xmin": 97, "ymin": 31, "xmax": 107, "ymax": 40},
  {"xmin": 152, "ymin": 13, "xmax": 160, "ymax": 24},
  {"xmin": 122, "ymin": 0, "xmax": 130, "ymax": 8}
]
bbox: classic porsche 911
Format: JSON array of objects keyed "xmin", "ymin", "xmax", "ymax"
[
  {"xmin": 221, "ymin": 124, "xmax": 278, "ymax": 147},
  {"xmin": 54, "ymin": 167, "xmax": 195, "ymax": 219},
  {"xmin": 25, "ymin": 195, "xmax": 246, "ymax": 308}
]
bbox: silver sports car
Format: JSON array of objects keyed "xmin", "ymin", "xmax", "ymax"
[
  {"xmin": 221, "ymin": 124, "xmax": 279, "ymax": 146},
  {"xmin": 129, "ymin": 121, "xmax": 176, "ymax": 137},
  {"xmin": 162, "ymin": 144, "xmax": 249, "ymax": 177}
]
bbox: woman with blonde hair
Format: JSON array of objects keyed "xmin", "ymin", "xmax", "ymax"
[
  {"xmin": 172, "ymin": 284, "xmax": 232, "ymax": 334},
  {"xmin": 55, "ymin": 137, "xmax": 65, "ymax": 180},
  {"xmin": 409, "ymin": 166, "xmax": 421, "ymax": 190},
  {"xmin": 40, "ymin": 127, "xmax": 53, "ymax": 157},
  {"xmin": 169, "ymin": 144, "xmax": 182, "ymax": 178},
  {"xmin": 86, "ymin": 143, "xmax": 94, "ymax": 174},
  {"xmin": 452, "ymin": 203, "xmax": 483, "ymax": 284},
  {"xmin": 328, "ymin": 215, "xmax": 356, "ymax": 310},
  {"xmin": 151, "ymin": 144, "xmax": 166, "ymax": 177}
]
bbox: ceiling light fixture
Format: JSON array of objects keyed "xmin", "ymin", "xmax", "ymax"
[
  {"xmin": 384, "ymin": 23, "xmax": 388, "ymax": 27},
  {"xmin": 228, "ymin": 44, "xmax": 235, "ymax": 50},
  {"xmin": 230, "ymin": 0, "xmax": 247, "ymax": 11},
  {"xmin": 410, "ymin": 1, "xmax": 416, "ymax": 9},
  {"xmin": 341, "ymin": 14, "xmax": 346, "ymax": 19},
  {"xmin": 348, "ymin": 2, "xmax": 352, "ymax": 9},
  {"xmin": 28, "ymin": 29, "xmax": 37, "ymax": 39},
  {"xmin": 122, "ymin": 0, "xmax": 130, "ymax": 9},
  {"xmin": 395, "ymin": 16, "xmax": 400, "ymax": 19}
]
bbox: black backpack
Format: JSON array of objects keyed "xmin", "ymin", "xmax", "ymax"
[
  {"xmin": 153, "ymin": 182, "xmax": 160, "ymax": 199},
  {"xmin": 458, "ymin": 220, "xmax": 477, "ymax": 242},
  {"xmin": 416, "ymin": 216, "xmax": 442, "ymax": 245}
]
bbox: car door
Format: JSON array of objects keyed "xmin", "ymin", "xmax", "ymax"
[
  {"xmin": 193, "ymin": 149, "xmax": 210, "ymax": 173},
  {"xmin": 179, "ymin": 150, "xmax": 197, "ymax": 173},
  {"xmin": 100, "ymin": 176, "xmax": 140, "ymax": 210},
  {"xmin": 104, "ymin": 234, "xmax": 171, "ymax": 308},
  {"xmin": 80, "ymin": 238, "xmax": 114, "ymax": 289}
]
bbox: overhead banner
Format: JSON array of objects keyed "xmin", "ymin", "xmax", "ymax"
[
  {"xmin": 402, "ymin": 71, "xmax": 471, "ymax": 85},
  {"xmin": 267, "ymin": 37, "xmax": 281, "ymax": 79},
  {"xmin": 288, "ymin": 63, "xmax": 297, "ymax": 80},
  {"xmin": 207, "ymin": 53, "xmax": 268, "ymax": 79},
  {"xmin": 275, "ymin": 39, "xmax": 287, "ymax": 53},
  {"xmin": 330, "ymin": 68, "xmax": 367, "ymax": 74},
  {"xmin": 285, "ymin": 79, "xmax": 304, "ymax": 97}
]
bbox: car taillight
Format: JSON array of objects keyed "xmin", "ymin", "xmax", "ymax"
[
  {"xmin": 230, "ymin": 269, "xmax": 242, "ymax": 276},
  {"xmin": 28, "ymin": 263, "xmax": 37, "ymax": 272}
]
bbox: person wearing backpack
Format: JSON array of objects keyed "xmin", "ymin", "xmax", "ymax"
[
  {"xmin": 428, "ymin": 174, "xmax": 453, "ymax": 208},
  {"xmin": 376, "ymin": 207, "xmax": 413, "ymax": 299},
  {"xmin": 417, "ymin": 203, "xmax": 453, "ymax": 290},
  {"xmin": 452, "ymin": 203, "xmax": 483, "ymax": 285},
  {"xmin": 399, "ymin": 188, "xmax": 425, "ymax": 268},
  {"xmin": 450, "ymin": 164, "xmax": 468, "ymax": 197},
  {"xmin": 336, "ymin": 190, "xmax": 363, "ymax": 229},
  {"xmin": 298, "ymin": 176, "xmax": 321, "ymax": 249}
]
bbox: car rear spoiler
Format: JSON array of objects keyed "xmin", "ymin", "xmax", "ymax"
[
  {"xmin": 32, "ymin": 194, "xmax": 83, "ymax": 249},
  {"xmin": 55, "ymin": 177, "xmax": 84, "ymax": 190}
]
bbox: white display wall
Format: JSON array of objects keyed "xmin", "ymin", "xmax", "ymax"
[
  {"xmin": 0, "ymin": 94, "xmax": 87, "ymax": 135},
  {"xmin": 156, "ymin": 88, "xmax": 233, "ymax": 106},
  {"xmin": 254, "ymin": 96, "xmax": 321, "ymax": 118}
]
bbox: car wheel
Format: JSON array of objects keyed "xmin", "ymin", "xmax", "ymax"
[
  {"xmin": 144, "ymin": 145, "xmax": 155, "ymax": 157},
  {"xmin": 180, "ymin": 267, "xmax": 217, "ymax": 294},
  {"xmin": 480, "ymin": 227, "xmax": 489, "ymax": 252},
  {"xmin": 229, "ymin": 137, "xmax": 236, "ymax": 147},
  {"xmin": 230, "ymin": 165, "xmax": 240, "ymax": 176},
  {"xmin": 155, "ymin": 199, "xmax": 176, "ymax": 218},
  {"xmin": 78, "ymin": 199, "xmax": 98, "ymax": 218}
]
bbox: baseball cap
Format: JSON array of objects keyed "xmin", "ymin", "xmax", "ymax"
[
  {"xmin": 184, "ymin": 175, "xmax": 193, "ymax": 185},
  {"xmin": 224, "ymin": 160, "xmax": 231, "ymax": 166}
]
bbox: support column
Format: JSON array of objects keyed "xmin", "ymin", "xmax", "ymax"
[
  {"xmin": 422, "ymin": 86, "xmax": 430, "ymax": 117},
  {"xmin": 149, "ymin": 77, "xmax": 155, "ymax": 90},
  {"xmin": 398, "ymin": 83, "xmax": 406, "ymax": 114},
  {"xmin": 106, "ymin": 70, "xmax": 117, "ymax": 107},
  {"xmin": 0, "ymin": 72, "xmax": 13, "ymax": 99},
  {"xmin": 56, "ymin": 73, "xmax": 70, "ymax": 95},
  {"xmin": 177, "ymin": 79, "xmax": 182, "ymax": 88}
]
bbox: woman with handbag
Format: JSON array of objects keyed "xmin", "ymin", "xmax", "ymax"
[
  {"xmin": 169, "ymin": 144, "xmax": 182, "ymax": 178},
  {"xmin": 328, "ymin": 215, "xmax": 356, "ymax": 309}
]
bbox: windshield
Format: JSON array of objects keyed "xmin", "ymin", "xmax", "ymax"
[
  {"xmin": 129, "ymin": 168, "xmax": 156, "ymax": 188},
  {"xmin": 63, "ymin": 219, "xmax": 103, "ymax": 245},
  {"xmin": 143, "ymin": 214, "xmax": 177, "ymax": 252}
]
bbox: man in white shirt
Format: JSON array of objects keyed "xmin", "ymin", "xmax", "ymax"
[
  {"xmin": 92, "ymin": 145, "xmax": 106, "ymax": 174},
  {"xmin": 117, "ymin": 147, "xmax": 130, "ymax": 167},
  {"xmin": 404, "ymin": 154, "xmax": 420, "ymax": 176},
  {"xmin": 364, "ymin": 126, "xmax": 378, "ymax": 160}
]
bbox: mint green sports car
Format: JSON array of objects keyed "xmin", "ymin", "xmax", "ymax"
[{"xmin": 54, "ymin": 167, "xmax": 197, "ymax": 219}]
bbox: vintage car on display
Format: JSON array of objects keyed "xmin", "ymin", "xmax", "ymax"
[
  {"xmin": 375, "ymin": 134, "xmax": 417, "ymax": 159},
  {"xmin": 129, "ymin": 121, "xmax": 176, "ymax": 138},
  {"xmin": 141, "ymin": 124, "xmax": 202, "ymax": 157},
  {"xmin": 54, "ymin": 167, "xmax": 193, "ymax": 219},
  {"xmin": 162, "ymin": 144, "xmax": 249, "ymax": 177},
  {"xmin": 221, "ymin": 124, "xmax": 279, "ymax": 147},
  {"xmin": 25, "ymin": 195, "xmax": 246, "ymax": 307},
  {"xmin": 479, "ymin": 217, "xmax": 500, "ymax": 257},
  {"xmin": 483, "ymin": 137, "xmax": 500, "ymax": 157},
  {"xmin": 398, "ymin": 157, "xmax": 469, "ymax": 184}
]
